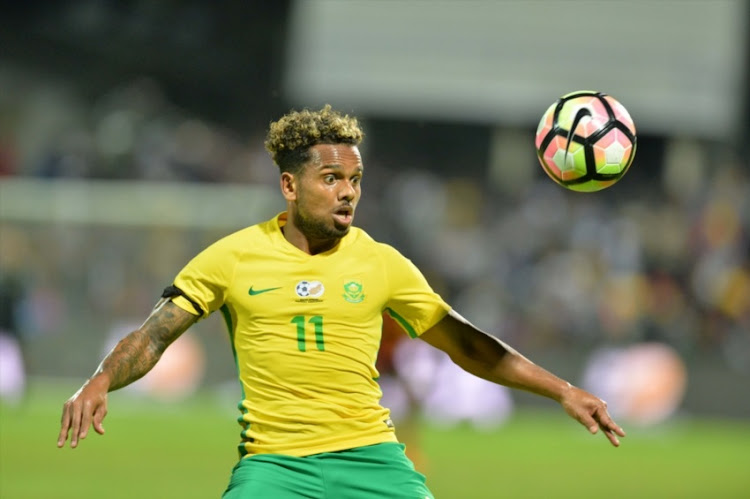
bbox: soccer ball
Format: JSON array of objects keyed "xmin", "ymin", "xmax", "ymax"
[
  {"xmin": 535, "ymin": 90, "xmax": 637, "ymax": 192},
  {"xmin": 296, "ymin": 281, "xmax": 311, "ymax": 297}
]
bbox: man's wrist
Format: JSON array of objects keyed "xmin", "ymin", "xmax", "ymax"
[
  {"xmin": 87, "ymin": 372, "xmax": 112, "ymax": 392},
  {"xmin": 554, "ymin": 381, "xmax": 574, "ymax": 403}
]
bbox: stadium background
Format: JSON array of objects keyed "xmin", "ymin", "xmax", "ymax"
[{"xmin": 0, "ymin": 1, "xmax": 748, "ymax": 498}]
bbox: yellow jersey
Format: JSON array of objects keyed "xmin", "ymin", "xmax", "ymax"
[{"xmin": 170, "ymin": 213, "xmax": 450, "ymax": 457}]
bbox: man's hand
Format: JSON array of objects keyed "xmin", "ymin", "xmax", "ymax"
[
  {"xmin": 56, "ymin": 301, "xmax": 197, "ymax": 449},
  {"xmin": 560, "ymin": 385, "xmax": 626, "ymax": 447},
  {"xmin": 57, "ymin": 375, "xmax": 109, "ymax": 448}
]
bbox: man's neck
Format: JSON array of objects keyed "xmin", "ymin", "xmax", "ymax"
[{"xmin": 281, "ymin": 224, "xmax": 340, "ymax": 255}]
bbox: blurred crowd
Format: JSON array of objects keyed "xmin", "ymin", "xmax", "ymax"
[
  {"xmin": 375, "ymin": 145, "xmax": 749, "ymax": 370},
  {"xmin": 1, "ymin": 69, "xmax": 748, "ymax": 417}
]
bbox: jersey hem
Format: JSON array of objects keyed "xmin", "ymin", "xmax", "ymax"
[{"xmin": 240, "ymin": 433, "xmax": 399, "ymax": 459}]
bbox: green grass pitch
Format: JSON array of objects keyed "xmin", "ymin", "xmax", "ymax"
[{"xmin": 1, "ymin": 382, "xmax": 748, "ymax": 498}]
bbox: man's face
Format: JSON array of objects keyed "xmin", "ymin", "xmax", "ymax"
[{"xmin": 288, "ymin": 144, "xmax": 363, "ymax": 241}]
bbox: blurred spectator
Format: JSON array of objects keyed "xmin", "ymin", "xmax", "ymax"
[
  {"xmin": 0, "ymin": 273, "xmax": 27, "ymax": 405},
  {"xmin": 581, "ymin": 343, "xmax": 688, "ymax": 426}
]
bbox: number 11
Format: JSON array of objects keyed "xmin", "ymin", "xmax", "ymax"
[{"xmin": 291, "ymin": 315, "xmax": 324, "ymax": 352}]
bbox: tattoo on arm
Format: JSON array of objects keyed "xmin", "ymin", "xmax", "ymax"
[{"xmin": 95, "ymin": 301, "xmax": 198, "ymax": 391}]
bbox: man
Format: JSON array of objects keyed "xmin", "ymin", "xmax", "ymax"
[{"xmin": 58, "ymin": 105, "xmax": 625, "ymax": 498}]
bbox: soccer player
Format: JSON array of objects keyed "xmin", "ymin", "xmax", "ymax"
[{"xmin": 58, "ymin": 105, "xmax": 625, "ymax": 498}]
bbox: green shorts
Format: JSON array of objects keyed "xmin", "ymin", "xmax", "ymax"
[{"xmin": 221, "ymin": 442, "xmax": 433, "ymax": 499}]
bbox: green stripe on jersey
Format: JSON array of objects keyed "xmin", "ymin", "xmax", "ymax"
[{"xmin": 385, "ymin": 308, "xmax": 418, "ymax": 338}]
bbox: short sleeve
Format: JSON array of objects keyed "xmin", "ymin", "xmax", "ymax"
[
  {"xmin": 381, "ymin": 245, "xmax": 451, "ymax": 337},
  {"xmin": 171, "ymin": 237, "xmax": 237, "ymax": 318}
]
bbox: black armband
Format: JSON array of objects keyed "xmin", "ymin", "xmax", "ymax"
[{"xmin": 161, "ymin": 285, "xmax": 206, "ymax": 317}]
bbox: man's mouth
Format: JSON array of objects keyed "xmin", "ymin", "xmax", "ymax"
[{"xmin": 333, "ymin": 205, "xmax": 353, "ymax": 225}]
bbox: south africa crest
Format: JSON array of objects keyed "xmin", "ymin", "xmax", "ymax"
[{"xmin": 343, "ymin": 281, "xmax": 364, "ymax": 303}]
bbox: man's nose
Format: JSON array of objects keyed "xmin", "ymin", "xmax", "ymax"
[{"xmin": 339, "ymin": 181, "xmax": 356, "ymax": 200}]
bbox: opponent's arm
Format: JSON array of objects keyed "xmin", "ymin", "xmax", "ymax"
[
  {"xmin": 419, "ymin": 310, "xmax": 626, "ymax": 446},
  {"xmin": 57, "ymin": 300, "xmax": 197, "ymax": 448}
]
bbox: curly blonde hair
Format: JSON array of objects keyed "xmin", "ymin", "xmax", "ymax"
[{"xmin": 265, "ymin": 104, "xmax": 364, "ymax": 173}]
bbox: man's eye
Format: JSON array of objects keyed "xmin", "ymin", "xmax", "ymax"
[
  {"xmin": 324, "ymin": 175, "xmax": 336, "ymax": 183},
  {"xmin": 352, "ymin": 176, "xmax": 362, "ymax": 185}
]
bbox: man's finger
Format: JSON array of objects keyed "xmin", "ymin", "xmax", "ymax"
[
  {"xmin": 92, "ymin": 404, "xmax": 107, "ymax": 435},
  {"xmin": 79, "ymin": 401, "xmax": 94, "ymax": 440},
  {"xmin": 575, "ymin": 411, "xmax": 599, "ymax": 434},
  {"xmin": 69, "ymin": 402, "xmax": 82, "ymax": 448},
  {"xmin": 592, "ymin": 407, "xmax": 626, "ymax": 446},
  {"xmin": 602, "ymin": 426, "xmax": 621, "ymax": 447},
  {"xmin": 594, "ymin": 408, "xmax": 626, "ymax": 437},
  {"xmin": 606, "ymin": 422, "xmax": 626, "ymax": 438},
  {"xmin": 57, "ymin": 405, "xmax": 72, "ymax": 448},
  {"xmin": 609, "ymin": 421, "xmax": 626, "ymax": 438}
]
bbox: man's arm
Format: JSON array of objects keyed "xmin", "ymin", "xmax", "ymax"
[
  {"xmin": 57, "ymin": 300, "xmax": 197, "ymax": 448},
  {"xmin": 419, "ymin": 310, "xmax": 626, "ymax": 446}
]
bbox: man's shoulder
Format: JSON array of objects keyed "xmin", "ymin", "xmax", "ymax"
[{"xmin": 349, "ymin": 228, "xmax": 404, "ymax": 258}]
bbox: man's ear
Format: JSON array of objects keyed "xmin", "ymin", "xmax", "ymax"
[{"xmin": 280, "ymin": 172, "xmax": 297, "ymax": 201}]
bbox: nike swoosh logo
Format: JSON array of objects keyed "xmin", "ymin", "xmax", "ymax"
[
  {"xmin": 248, "ymin": 286, "xmax": 282, "ymax": 296},
  {"xmin": 564, "ymin": 107, "xmax": 592, "ymax": 167}
]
